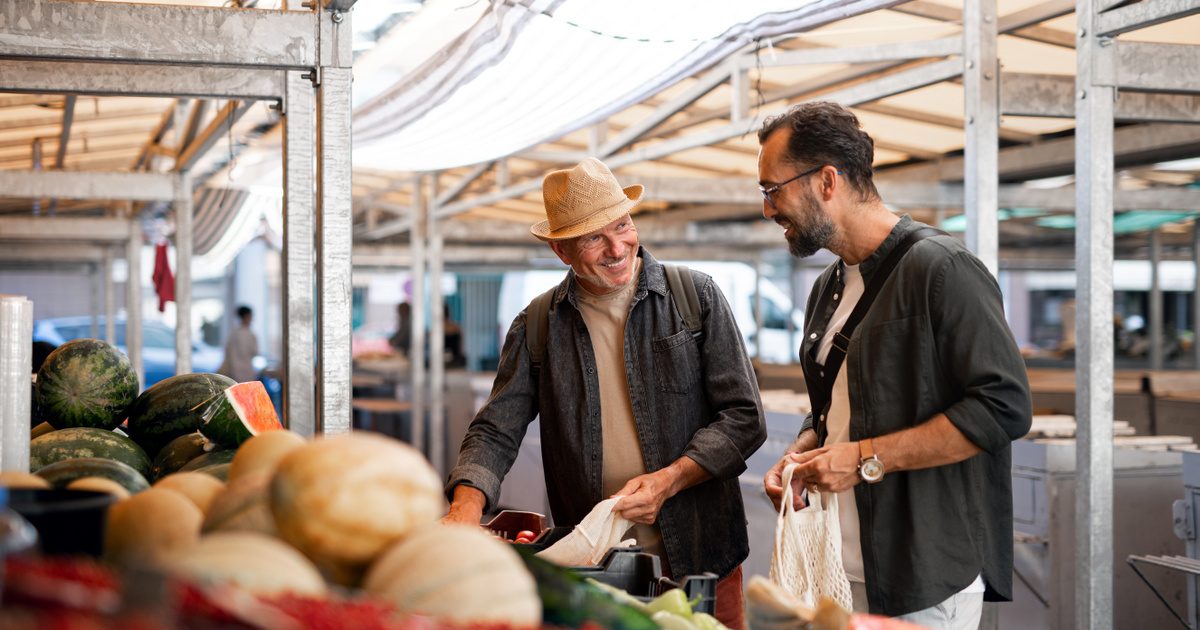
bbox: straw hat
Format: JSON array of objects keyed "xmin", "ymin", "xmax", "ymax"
[{"xmin": 530, "ymin": 157, "xmax": 644, "ymax": 242}]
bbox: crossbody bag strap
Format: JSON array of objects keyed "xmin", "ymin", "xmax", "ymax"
[{"xmin": 811, "ymin": 226, "xmax": 945, "ymax": 443}]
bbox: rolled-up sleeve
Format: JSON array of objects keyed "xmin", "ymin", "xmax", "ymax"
[
  {"xmin": 682, "ymin": 275, "xmax": 767, "ymax": 479},
  {"xmin": 932, "ymin": 252, "xmax": 1032, "ymax": 453},
  {"xmin": 444, "ymin": 312, "xmax": 539, "ymax": 510}
]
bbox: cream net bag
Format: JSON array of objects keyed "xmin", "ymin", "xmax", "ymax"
[
  {"xmin": 537, "ymin": 497, "xmax": 636, "ymax": 566},
  {"xmin": 768, "ymin": 463, "xmax": 853, "ymax": 611}
]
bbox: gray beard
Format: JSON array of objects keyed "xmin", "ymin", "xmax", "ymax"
[{"xmin": 786, "ymin": 216, "xmax": 835, "ymax": 259}]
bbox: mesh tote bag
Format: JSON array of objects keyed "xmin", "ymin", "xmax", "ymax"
[{"xmin": 768, "ymin": 463, "xmax": 853, "ymax": 611}]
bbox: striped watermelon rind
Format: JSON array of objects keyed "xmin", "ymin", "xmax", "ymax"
[
  {"xmin": 35, "ymin": 457, "xmax": 151, "ymax": 494},
  {"xmin": 36, "ymin": 339, "xmax": 139, "ymax": 430},
  {"xmin": 126, "ymin": 372, "xmax": 236, "ymax": 458},
  {"xmin": 29, "ymin": 427, "xmax": 152, "ymax": 480},
  {"xmin": 152, "ymin": 432, "xmax": 221, "ymax": 480},
  {"xmin": 196, "ymin": 381, "xmax": 282, "ymax": 448}
]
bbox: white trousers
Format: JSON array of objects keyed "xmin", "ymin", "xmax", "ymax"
[{"xmin": 851, "ymin": 582, "xmax": 983, "ymax": 630}]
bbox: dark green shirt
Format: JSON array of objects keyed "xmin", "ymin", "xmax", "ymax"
[{"xmin": 800, "ymin": 216, "xmax": 1032, "ymax": 616}]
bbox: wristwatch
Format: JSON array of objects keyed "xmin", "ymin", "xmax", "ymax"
[{"xmin": 857, "ymin": 438, "xmax": 885, "ymax": 484}]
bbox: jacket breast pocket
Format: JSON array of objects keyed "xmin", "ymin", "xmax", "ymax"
[
  {"xmin": 862, "ymin": 315, "xmax": 930, "ymax": 417},
  {"xmin": 651, "ymin": 330, "xmax": 701, "ymax": 394}
]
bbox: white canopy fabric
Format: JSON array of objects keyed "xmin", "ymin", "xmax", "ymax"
[{"xmin": 353, "ymin": 0, "xmax": 861, "ymax": 171}]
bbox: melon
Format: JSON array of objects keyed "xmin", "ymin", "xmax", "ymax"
[
  {"xmin": 154, "ymin": 472, "xmax": 225, "ymax": 514},
  {"xmin": 126, "ymin": 373, "xmax": 235, "ymax": 457},
  {"xmin": 152, "ymin": 432, "xmax": 218, "ymax": 480},
  {"xmin": 192, "ymin": 462, "xmax": 231, "ymax": 482},
  {"xmin": 0, "ymin": 471, "xmax": 51, "ymax": 489},
  {"xmin": 36, "ymin": 339, "xmax": 139, "ymax": 430},
  {"xmin": 36, "ymin": 457, "xmax": 151, "ymax": 495},
  {"xmin": 228, "ymin": 430, "xmax": 306, "ymax": 482},
  {"xmin": 67, "ymin": 476, "xmax": 132, "ymax": 499},
  {"xmin": 104, "ymin": 487, "xmax": 203, "ymax": 567},
  {"xmin": 270, "ymin": 433, "xmax": 444, "ymax": 585},
  {"xmin": 30, "ymin": 427, "xmax": 152, "ymax": 480},
  {"xmin": 30, "ymin": 422, "xmax": 55, "ymax": 439},
  {"xmin": 196, "ymin": 381, "xmax": 282, "ymax": 448},
  {"xmin": 165, "ymin": 531, "xmax": 326, "ymax": 597},
  {"xmin": 364, "ymin": 524, "xmax": 541, "ymax": 625},
  {"xmin": 202, "ymin": 471, "xmax": 276, "ymax": 536}
]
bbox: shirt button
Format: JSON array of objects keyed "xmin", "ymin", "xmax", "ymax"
[
  {"xmin": 809, "ymin": 333, "xmax": 818, "ymax": 340},
  {"xmin": 820, "ymin": 370, "xmax": 825, "ymax": 377},
  {"xmin": 587, "ymin": 367, "xmax": 595, "ymax": 374},
  {"xmin": 833, "ymin": 293, "xmax": 840, "ymax": 300}
]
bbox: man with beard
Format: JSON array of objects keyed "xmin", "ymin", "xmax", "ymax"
[
  {"xmin": 444, "ymin": 157, "xmax": 766, "ymax": 629},
  {"xmin": 758, "ymin": 102, "xmax": 1031, "ymax": 628}
]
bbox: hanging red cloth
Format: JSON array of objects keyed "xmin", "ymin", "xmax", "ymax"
[{"xmin": 152, "ymin": 242, "xmax": 176, "ymax": 312}]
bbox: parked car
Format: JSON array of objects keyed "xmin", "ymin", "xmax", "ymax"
[{"xmin": 33, "ymin": 316, "xmax": 224, "ymax": 387}]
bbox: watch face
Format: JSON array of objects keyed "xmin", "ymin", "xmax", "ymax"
[{"xmin": 860, "ymin": 458, "xmax": 885, "ymax": 482}]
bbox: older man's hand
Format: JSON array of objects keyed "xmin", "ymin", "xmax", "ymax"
[{"xmin": 613, "ymin": 471, "xmax": 673, "ymax": 525}]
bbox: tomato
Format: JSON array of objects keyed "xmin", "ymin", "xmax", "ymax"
[{"xmin": 516, "ymin": 530, "xmax": 536, "ymax": 541}]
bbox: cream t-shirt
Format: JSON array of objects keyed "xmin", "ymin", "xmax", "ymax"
[{"xmin": 575, "ymin": 257, "xmax": 667, "ymax": 566}]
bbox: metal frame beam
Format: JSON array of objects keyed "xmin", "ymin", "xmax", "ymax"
[
  {"xmin": 174, "ymin": 175, "xmax": 193, "ymax": 374},
  {"xmin": 0, "ymin": 59, "xmax": 285, "ymax": 100},
  {"xmin": 737, "ymin": 37, "xmax": 961, "ymax": 68},
  {"xmin": 0, "ymin": 170, "xmax": 175, "ymax": 201},
  {"xmin": 1097, "ymin": 0, "xmax": 1200, "ymax": 36},
  {"xmin": 428, "ymin": 173, "xmax": 445, "ymax": 473},
  {"xmin": 1075, "ymin": 0, "xmax": 1115, "ymax": 627},
  {"xmin": 176, "ymin": 100, "xmax": 253, "ymax": 173},
  {"xmin": 0, "ymin": 0, "xmax": 318, "ymax": 68},
  {"xmin": 282, "ymin": 71, "xmax": 316, "ymax": 435},
  {"xmin": 598, "ymin": 61, "xmax": 734, "ymax": 157},
  {"xmin": 435, "ymin": 161, "xmax": 494, "ymax": 207},
  {"xmin": 964, "ymin": 0, "xmax": 1000, "ymax": 275},
  {"xmin": 1001, "ymin": 72, "xmax": 1200, "ymax": 122},
  {"xmin": 0, "ymin": 217, "xmax": 132, "ymax": 241},
  {"xmin": 1108, "ymin": 42, "xmax": 1200, "ymax": 95}
]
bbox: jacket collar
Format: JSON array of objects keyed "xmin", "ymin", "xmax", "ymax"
[
  {"xmin": 850, "ymin": 214, "xmax": 915, "ymax": 280},
  {"xmin": 551, "ymin": 245, "xmax": 664, "ymax": 308}
]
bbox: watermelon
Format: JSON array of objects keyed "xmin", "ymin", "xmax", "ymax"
[
  {"xmin": 178, "ymin": 449, "xmax": 237, "ymax": 473},
  {"xmin": 152, "ymin": 432, "xmax": 220, "ymax": 480},
  {"xmin": 35, "ymin": 457, "xmax": 151, "ymax": 494},
  {"xmin": 126, "ymin": 373, "xmax": 236, "ymax": 457},
  {"xmin": 29, "ymin": 427, "xmax": 152, "ymax": 480},
  {"xmin": 36, "ymin": 339, "xmax": 139, "ymax": 430},
  {"xmin": 197, "ymin": 381, "xmax": 283, "ymax": 447}
]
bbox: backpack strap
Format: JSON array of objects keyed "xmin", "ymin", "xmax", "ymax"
[
  {"xmin": 524, "ymin": 286, "xmax": 556, "ymax": 378},
  {"xmin": 663, "ymin": 263, "xmax": 702, "ymax": 335}
]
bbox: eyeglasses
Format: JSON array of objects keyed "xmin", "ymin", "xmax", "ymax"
[{"xmin": 759, "ymin": 165, "xmax": 827, "ymax": 211}]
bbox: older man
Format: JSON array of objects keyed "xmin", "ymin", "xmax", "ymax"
[
  {"xmin": 444, "ymin": 157, "xmax": 766, "ymax": 629},
  {"xmin": 758, "ymin": 101, "xmax": 1031, "ymax": 628}
]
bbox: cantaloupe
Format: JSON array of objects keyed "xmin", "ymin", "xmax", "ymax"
[
  {"xmin": 363, "ymin": 524, "xmax": 541, "ymax": 626},
  {"xmin": 270, "ymin": 433, "xmax": 444, "ymax": 585},
  {"xmin": 67, "ymin": 476, "xmax": 131, "ymax": 499},
  {"xmin": 154, "ymin": 472, "xmax": 225, "ymax": 514},
  {"xmin": 104, "ymin": 487, "xmax": 202, "ymax": 566},
  {"xmin": 228, "ymin": 430, "xmax": 306, "ymax": 482},
  {"xmin": 202, "ymin": 470, "xmax": 276, "ymax": 536},
  {"xmin": 0, "ymin": 471, "xmax": 51, "ymax": 489},
  {"xmin": 164, "ymin": 531, "xmax": 327, "ymax": 597}
]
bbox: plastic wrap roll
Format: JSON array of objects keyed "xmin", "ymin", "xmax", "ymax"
[{"xmin": 0, "ymin": 295, "xmax": 32, "ymax": 472}]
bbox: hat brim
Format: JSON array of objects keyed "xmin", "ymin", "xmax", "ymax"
[{"xmin": 530, "ymin": 184, "xmax": 644, "ymax": 242}]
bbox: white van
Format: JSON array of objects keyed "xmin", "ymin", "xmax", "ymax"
[{"xmin": 497, "ymin": 260, "xmax": 804, "ymax": 364}]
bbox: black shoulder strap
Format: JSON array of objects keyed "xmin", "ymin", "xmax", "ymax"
[
  {"xmin": 663, "ymin": 263, "xmax": 702, "ymax": 334},
  {"xmin": 525, "ymin": 286, "xmax": 556, "ymax": 378},
  {"xmin": 812, "ymin": 226, "xmax": 945, "ymax": 443}
]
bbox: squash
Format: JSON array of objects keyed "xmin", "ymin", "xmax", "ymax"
[
  {"xmin": 364, "ymin": 524, "xmax": 541, "ymax": 626},
  {"xmin": 104, "ymin": 487, "xmax": 202, "ymax": 566},
  {"xmin": 202, "ymin": 471, "xmax": 276, "ymax": 536},
  {"xmin": 154, "ymin": 472, "xmax": 225, "ymax": 514},
  {"xmin": 0, "ymin": 471, "xmax": 51, "ymax": 489},
  {"xmin": 270, "ymin": 432, "xmax": 444, "ymax": 585},
  {"xmin": 67, "ymin": 476, "xmax": 131, "ymax": 499},
  {"xmin": 228, "ymin": 430, "xmax": 305, "ymax": 482},
  {"xmin": 165, "ymin": 531, "xmax": 326, "ymax": 597}
]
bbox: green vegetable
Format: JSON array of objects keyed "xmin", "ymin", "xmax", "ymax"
[
  {"xmin": 652, "ymin": 611, "xmax": 700, "ymax": 630},
  {"xmin": 585, "ymin": 578, "xmax": 651, "ymax": 613},
  {"xmin": 647, "ymin": 587, "xmax": 694, "ymax": 619},
  {"xmin": 515, "ymin": 547, "xmax": 657, "ymax": 630},
  {"xmin": 693, "ymin": 612, "xmax": 727, "ymax": 630}
]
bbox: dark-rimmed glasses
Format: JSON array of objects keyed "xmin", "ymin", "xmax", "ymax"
[{"xmin": 759, "ymin": 165, "xmax": 826, "ymax": 211}]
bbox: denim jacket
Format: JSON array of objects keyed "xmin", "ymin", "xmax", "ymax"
[
  {"xmin": 447, "ymin": 248, "xmax": 766, "ymax": 579},
  {"xmin": 800, "ymin": 216, "xmax": 1032, "ymax": 615}
]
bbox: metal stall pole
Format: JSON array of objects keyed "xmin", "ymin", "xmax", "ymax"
[
  {"xmin": 1150, "ymin": 229, "xmax": 1164, "ymax": 370},
  {"xmin": 316, "ymin": 64, "xmax": 354, "ymax": 436},
  {"xmin": 788, "ymin": 255, "xmax": 799, "ymax": 363},
  {"xmin": 283, "ymin": 70, "xmax": 316, "ymax": 435},
  {"xmin": 754, "ymin": 257, "xmax": 764, "ymax": 361},
  {"xmin": 963, "ymin": 0, "xmax": 999, "ymax": 276},
  {"xmin": 90, "ymin": 262, "xmax": 100, "ymax": 338},
  {"xmin": 410, "ymin": 175, "xmax": 427, "ymax": 452},
  {"xmin": 1194, "ymin": 221, "xmax": 1200, "ymax": 369},
  {"xmin": 1075, "ymin": 0, "xmax": 1116, "ymax": 627},
  {"xmin": 429, "ymin": 172, "xmax": 446, "ymax": 474},
  {"xmin": 103, "ymin": 247, "xmax": 115, "ymax": 344},
  {"xmin": 127, "ymin": 218, "xmax": 144, "ymax": 388},
  {"xmin": 174, "ymin": 174, "xmax": 193, "ymax": 375}
]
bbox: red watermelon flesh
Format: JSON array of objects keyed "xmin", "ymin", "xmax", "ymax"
[{"xmin": 195, "ymin": 381, "xmax": 282, "ymax": 447}]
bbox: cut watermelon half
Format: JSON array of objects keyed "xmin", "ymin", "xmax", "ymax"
[{"xmin": 195, "ymin": 381, "xmax": 283, "ymax": 447}]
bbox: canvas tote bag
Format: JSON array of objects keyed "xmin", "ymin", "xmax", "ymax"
[
  {"xmin": 537, "ymin": 496, "xmax": 636, "ymax": 566},
  {"xmin": 769, "ymin": 463, "xmax": 853, "ymax": 611}
]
